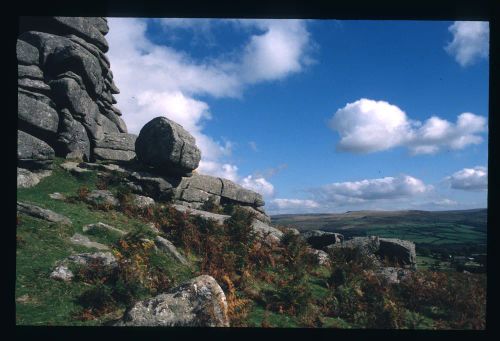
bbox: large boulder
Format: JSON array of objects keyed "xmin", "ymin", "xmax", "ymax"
[
  {"xmin": 135, "ymin": 117, "xmax": 201, "ymax": 176},
  {"xmin": 302, "ymin": 230, "xmax": 344, "ymax": 250},
  {"xmin": 378, "ymin": 238, "xmax": 416, "ymax": 269},
  {"xmin": 116, "ymin": 275, "xmax": 229, "ymax": 327},
  {"xmin": 18, "ymin": 130, "xmax": 55, "ymax": 170}
]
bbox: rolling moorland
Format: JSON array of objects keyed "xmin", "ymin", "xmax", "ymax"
[{"xmin": 272, "ymin": 209, "xmax": 487, "ymax": 271}]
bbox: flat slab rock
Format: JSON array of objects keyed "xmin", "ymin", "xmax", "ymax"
[
  {"xmin": 17, "ymin": 201, "xmax": 72, "ymax": 225},
  {"xmin": 83, "ymin": 222, "xmax": 125, "ymax": 236},
  {"xmin": 17, "ymin": 168, "xmax": 52, "ymax": 189},
  {"xmin": 116, "ymin": 275, "xmax": 229, "ymax": 327},
  {"xmin": 154, "ymin": 236, "xmax": 188, "ymax": 266},
  {"xmin": 171, "ymin": 204, "xmax": 283, "ymax": 244},
  {"xmin": 70, "ymin": 233, "xmax": 109, "ymax": 250}
]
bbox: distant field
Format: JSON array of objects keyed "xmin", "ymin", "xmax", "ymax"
[{"xmin": 271, "ymin": 209, "xmax": 487, "ymax": 247}]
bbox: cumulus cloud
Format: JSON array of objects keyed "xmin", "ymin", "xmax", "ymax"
[
  {"xmin": 241, "ymin": 175, "xmax": 275, "ymax": 197},
  {"xmin": 270, "ymin": 199, "xmax": 320, "ymax": 210},
  {"xmin": 107, "ymin": 18, "xmax": 312, "ymax": 194},
  {"xmin": 445, "ymin": 21, "xmax": 489, "ymax": 67},
  {"xmin": 445, "ymin": 166, "xmax": 487, "ymax": 191},
  {"xmin": 310, "ymin": 174, "xmax": 432, "ymax": 204},
  {"xmin": 329, "ymin": 98, "xmax": 487, "ymax": 154}
]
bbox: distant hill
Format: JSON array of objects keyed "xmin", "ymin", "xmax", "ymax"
[{"xmin": 271, "ymin": 209, "xmax": 487, "ymax": 246}]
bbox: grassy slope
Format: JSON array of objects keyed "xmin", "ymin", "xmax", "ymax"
[
  {"xmin": 18, "ymin": 160, "xmax": 481, "ymax": 328},
  {"xmin": 16, "ymin": 159, "xmax": 195, "ymax": 325},
  {"xmin": 16, "ymin": 159, "xmax": 342, "ymax": 327}
]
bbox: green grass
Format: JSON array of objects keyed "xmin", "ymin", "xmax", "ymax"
[
  {"xmin": 16, "ymin": 159, "xmax": 194, "ymax": 325},
  {"xmin": 246, "ymin": 305, "xmax": 299, "ymax": 327}
]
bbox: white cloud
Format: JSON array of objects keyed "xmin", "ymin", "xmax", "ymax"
[
  {"xmin": 329, "ymin": 98, "xmax": 413, "ymax": 153},
  {"xmin": 270, "ymin": 198, "xmax": 320, "ymax": 210},
  {"xmin": 241, "ymin": 175, "xmax": 275, "ymax": 197},
  {"xmin": 446, "ymin": 166, "xmax": 487, "ymax": 191},
  {"xmin": 329, "ymin": 98, "xmax": 487, "ymax": 154},
  {"xmin": 107, "ymin": 18, "xmax": 312, "ymax": 193},
  {"xmin": 311, "ymin": 174, "xmax": 432, "ymax": 203},
  {"xmin": 432, "ymin": 198, "xmax": 458, "ymax": 206},
  {"xmin": 445, "ymin": 21, "xmax": 489, "ymax": 67}
]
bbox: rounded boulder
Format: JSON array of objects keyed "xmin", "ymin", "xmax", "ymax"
[{"xmin": 135, "ymin": 117, "xmax": 201, "ymax": 176}]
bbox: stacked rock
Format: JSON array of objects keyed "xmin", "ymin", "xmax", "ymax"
[
  {"xmin": 133, "ymin": 116, "xmax": 268, "ymax": 218},
  {"xmin": 17, "ymin": 16, "xmax": 136, "ymax": 169}
]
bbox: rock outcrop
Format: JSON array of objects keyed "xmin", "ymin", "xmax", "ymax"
[
  {"xmin": 116, "ymin": 275, "xmax": 229, "ymax": 327},
  {"xmin": 331, "ymin": 236, "xmax": 417, "ymax": 269},
  {"xmin": 170, "ymin": 204, "xmax": 282, "ymax": 244},
  {"xmin": 17, "ymin": 16, "xmax": 135, "ymax": 171},
  {"xmin": 301, "ymin": 230, "xmax": 344, "ymax": 250}
]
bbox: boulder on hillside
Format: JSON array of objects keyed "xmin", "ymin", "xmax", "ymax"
[
  {"xmin": 135, "ymin": 117, "xmax": 201, "ymax": 176},
  {"xmin": 336, "ymin": 236, "xmax": 380, "ymax": 254},
  {"xmin": 116, "ymin": 275, "xmax": 229, "ymax": 327},
  {"xmin": 378, "ymin": 238, "xmax": 416, "ymax": 269},
  {"xmin": 302, "ymin": 230, "xmax": 344, "ymax": 250}
]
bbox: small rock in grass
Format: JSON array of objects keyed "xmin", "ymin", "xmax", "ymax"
[
  {"xmin": 131, "ymin": 194, "xmax": 155, "ymax": 209},
  {"xmin": 86, "ymin": 190, "xmax": 119, "ymax": 208},
  {"xmin": 50, "ymin": 264, "xmax": 74, "ymax": 282},
  {"xmin": 49, "ymin": 192, "xmax": 66, "ymax": 200},
  {"xmin": 83, "ymin": 222, "xmax": 126, "ymax": 235}
]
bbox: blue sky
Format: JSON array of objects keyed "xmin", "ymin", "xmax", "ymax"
[{"xmin": 106, "ymin": 19, "xmax": 489, "ymax": 214}]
